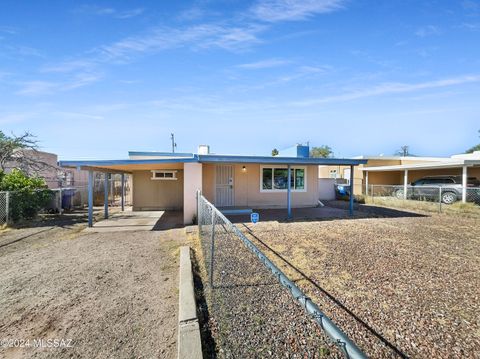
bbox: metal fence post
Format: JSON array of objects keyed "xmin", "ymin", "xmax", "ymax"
[
  {"xmin": 58, "ymin": 188, "xmax": 63, "ymax": 215},
  {"xmin": 197, "ymin": 190, "xmax": 202, "ymax": 233},
  {"xmin": 438, "ymin": 187, "xmax": 442, "ymax": 213},
  {"xmin": 5, "ymin": 191, "xmax": 10, "ymax": 225},
  {"xmin": 210, "ymin": 209, "xmax": 216, "ymax": 288}
]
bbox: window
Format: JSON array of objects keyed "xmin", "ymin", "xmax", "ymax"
[
  {"xmin": 261, "ymin": 166, "xmax": 306, "ymax": 192},
  {"xmin": 329, "ymin": 169, "xmax": 337, "ymax": 179},
  {"xmin": 151, "ymin": 170, "xmax": 177, "ymax": 180}
]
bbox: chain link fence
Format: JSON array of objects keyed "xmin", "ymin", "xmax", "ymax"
[
  {"xmin": 367, "ymin": 185, "xmax": 480, "ymax": 213},
  {"xmin": 0, "ymin": 181, "xmax": 132, "ymax": 226},
  {"xmin": 0, "ymin": 192, "xmax": 9, "ymax": 226},
  {"xmin": 197, "ymin": 192, "xmax": 366, "ymax": 358}
]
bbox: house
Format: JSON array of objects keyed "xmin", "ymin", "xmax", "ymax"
[
  {"xmin": 318, "ymin": 152, "xmax": 480, "ymax": 202},
  {"xmin": 59, "ymin": 144, "xmax": 367, "ymax": 226},
  {"xmin": 4, "ymin": 149, "xmax": 89, "ymax": 189}
]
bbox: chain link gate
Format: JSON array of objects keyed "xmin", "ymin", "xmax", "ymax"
[{"xmin": 197, "ymin": 191, "xmax": 366, "ymax": 358}]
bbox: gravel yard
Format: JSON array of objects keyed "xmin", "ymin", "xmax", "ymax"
[
  {"xmin": 195, "ymin": 221, "xmax": 344, "ymax": 358},
  {"xmin": 238, "ymin": 211, "xmax": 480, "ymax": 358},
  {"xmin": 0, "ymin": 218, "xmax": 184, "ymax": 359}
]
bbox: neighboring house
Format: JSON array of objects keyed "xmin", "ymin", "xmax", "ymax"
[
  {"xmin": 4, "ymin": 149, "xmax": 89, "ymax": 189},
  {"xmin": 59, "ymin": 144, "xmax": 367, "ymax": 225},
  {"xmin": 319, "ymin": 152, "xmax": 480, "ymax": 200}
]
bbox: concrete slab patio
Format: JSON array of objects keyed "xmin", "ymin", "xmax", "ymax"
[{"xmin": 85, "ymin": 208, "xmax": 184, "ymax": 232}]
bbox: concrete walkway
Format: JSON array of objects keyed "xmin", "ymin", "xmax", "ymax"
[{"xmin": 85, "ymin": 210, "xmax": 182, "ymax": 232}]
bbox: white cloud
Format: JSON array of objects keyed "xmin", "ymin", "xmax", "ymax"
[
  {"xmin": 290, "ymin": 75, "xmax": 480, "ymax": 106},
  {"xmin": 415, "ymin": 25, "xmax": 441, "ymax": 37},
  {"xmin": 459, "ymin": 22, "xmax": 480, "ymax": 31},
  {"xmin": 75, "ymin": 5, "xmax": 144, "ymax": 19},
  {"xmin": 96, "ymin": 24, "xmax": 264, "ymax": 61},
  {"xmin": 251, "ymin": 0, "xmax": 344, "ymax": 22},
  {"xmin": 236, "ymin": 58, "xmax": 291, "ymax": 69},
  {"xmin": 16, "ymin": 72, "xmax": 102, "ymax": 96}
]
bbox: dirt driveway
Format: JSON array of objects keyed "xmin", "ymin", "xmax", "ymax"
[
  {"xmin": 240, "ymin": 211, "xmax": 480, "ymax": 358},
  {"xmin": 0, "ymin": 217, "xmax": 185, "ymax": 358}
]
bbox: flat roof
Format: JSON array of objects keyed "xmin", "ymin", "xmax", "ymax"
[
  {"xmin": 362, "ymin": 159, "xmax": 480, "ymax": 172},
  {"xmin": 59, "ymin": 154, "xmax": 367, "ymax": 172}
]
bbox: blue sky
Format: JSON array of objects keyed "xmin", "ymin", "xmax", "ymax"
[{"xmin": 1, "ymin": 0, "xmax": 479, "ymax": 159}]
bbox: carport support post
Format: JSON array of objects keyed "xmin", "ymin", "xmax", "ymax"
[
  {"xmin": 121, "ymin": 173, "xmax": 125, "ymax": 212},
  {"xmin": 287, "ymin": 165, "xmax": 292, "ymax": 219},
  {"xmin": 349, "ymin": 165, "xmax": 354, "ymax": 216},
  {"xmin": 88, "ymin": 170, "xmax": 93, "ymax": 227},
  {"xmin": 104, "ymin": 173, "xmax": 109, "ymax": 219},
  {"xmin": 403, "ymin": 170, "xmax": 409, "ymax": 200},
  {"xmin": 462, "ymin": 165, "xmax": 467, "ymax": 203}
]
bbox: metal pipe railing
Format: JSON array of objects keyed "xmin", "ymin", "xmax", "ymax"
[{"xmin": 198, "ymin": 193, "xmax": 368, "ymax": 359}]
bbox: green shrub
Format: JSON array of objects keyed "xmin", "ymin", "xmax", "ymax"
[{"xmin": 0, "ymin": 169, "xmax": 53, "ymax": 221}]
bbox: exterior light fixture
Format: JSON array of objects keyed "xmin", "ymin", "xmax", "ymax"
[{"xmin": 242, "ymin": 166, "xmax": 247, "ymax": 172}]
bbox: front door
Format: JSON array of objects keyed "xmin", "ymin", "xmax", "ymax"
[{"xmin": 215, "ymin": 165, "xmax": 234, "ymax": 207}]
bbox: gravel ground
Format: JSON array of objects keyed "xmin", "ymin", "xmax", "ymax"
[
  {"xmin": 195, "ymin": 218, "xmax": 345, "ymax": 358},
  {"xmin": 0, "ymin": 218, "xmax": 184, "ymax": 359},
  {"xmin": 238, "ymin": 209, "xmax": 480, "ymax": 358}
]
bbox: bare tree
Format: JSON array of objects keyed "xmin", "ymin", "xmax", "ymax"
[
  {"xmin": 395, "ymin": 145, "xmax": 410, "ymax": 157},
  {"xmin": 0, "ymin": 131, "xmax": 55, "ymax": 175}
]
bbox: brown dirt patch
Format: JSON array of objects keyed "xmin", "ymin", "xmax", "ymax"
[{"xmin": 0, "ymin": 221, "xmax": 185, "ymax": 359}]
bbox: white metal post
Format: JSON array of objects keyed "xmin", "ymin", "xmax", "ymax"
[
  {"xmin": 462, "ymin": 165, "xmax": 467, "ymax": 203},
  {"xmin": 365, "ymin": 171, "xmax": 369, "ymax": 196},
  {"xmin": 438, "ymin": 186, "xmax": 442, "ymax": 213},
  {"xmin": 403, "ymin": 170, "xmax": 408, "ymax": 200}
]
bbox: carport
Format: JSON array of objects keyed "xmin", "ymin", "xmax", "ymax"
[
  {"xmin": 58, "ymin": 157, "xmax": 198, "ymax": 227},
  {"xmin": 363, "ymin": 158, "xmax": 480, "ymax": 203}
]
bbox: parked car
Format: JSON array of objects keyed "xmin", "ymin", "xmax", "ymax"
[{"xmin": 393, "ymin": 176, "xmax": 480, "ymax": 204}]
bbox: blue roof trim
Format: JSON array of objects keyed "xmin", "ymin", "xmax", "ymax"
[
  {"xmin": 128, "ymin": 151, "xmax": 194, "ymax": 157},
  {"xmin": 58, "ymin": 155, "xmax": 367, "ymax": 168},
  {"xmin": 59, "ymin": 157, "xmax": 199, "ymax": 167},
  {"xmin": 198, "ymin": 155, "xmax": 367, "ymax": 166}
]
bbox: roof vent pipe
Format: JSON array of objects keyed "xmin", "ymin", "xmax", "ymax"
[{"xmin": 198, "ymin": 145, "xmax": 210, "ymax": 155}]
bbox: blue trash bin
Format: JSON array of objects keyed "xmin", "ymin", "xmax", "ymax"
[
  {"xmin": 334, "ymin": 184, "xmax": 350, "ymax": 200},
  {"xmin": 61, "ymin": 189, "xmax": 76, "ymax": 210}
]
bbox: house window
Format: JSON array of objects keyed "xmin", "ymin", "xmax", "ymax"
[
  {"xmin": 151, "ymin": 170, "xmax": 177, "ymax": 180},
  {"xmin": 261, "ymin": 166, "xmax": 306, "ymax": 192}
]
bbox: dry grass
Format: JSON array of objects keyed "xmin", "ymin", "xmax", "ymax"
[{"xmin": 365, "ymin": 196, "xmax": 480, "ymax": 217}]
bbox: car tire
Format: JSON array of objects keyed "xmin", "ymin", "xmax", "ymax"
[{"xmin": 441, "ymin": 191, "xmax": 457, "ymax": 204}]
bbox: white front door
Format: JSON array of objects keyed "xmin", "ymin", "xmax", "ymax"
[{"xmin": 215, "ymin": 165, "xmax": 234, "ymax": 207}]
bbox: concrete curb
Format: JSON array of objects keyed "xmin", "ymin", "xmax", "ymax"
[{"xmin": 178, "ymin": 246, "xmax": 203, "ymax": 359}]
